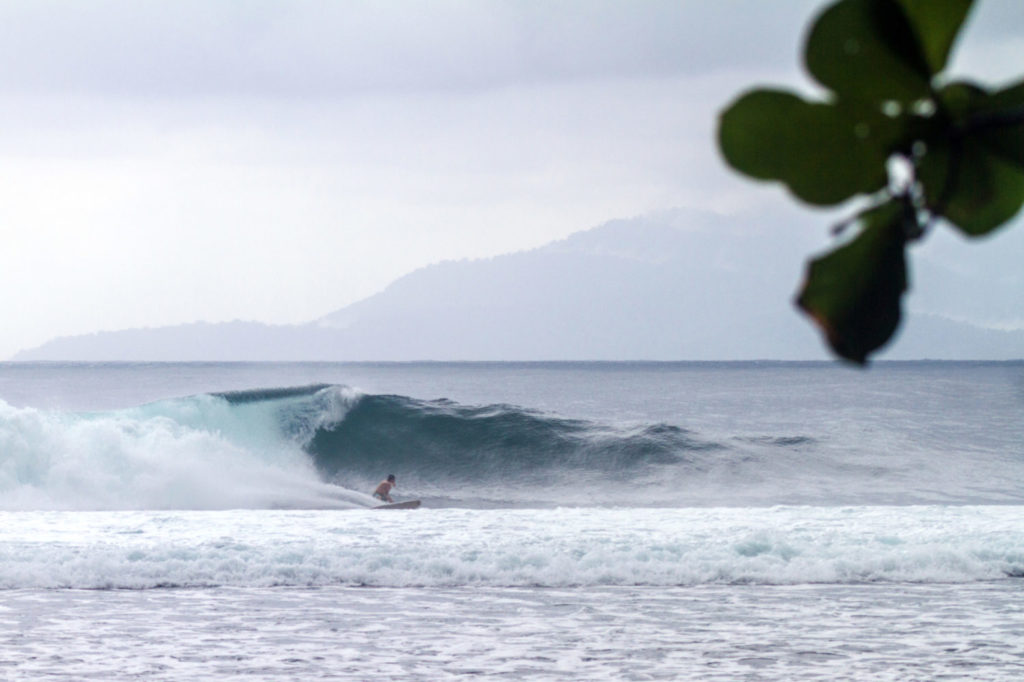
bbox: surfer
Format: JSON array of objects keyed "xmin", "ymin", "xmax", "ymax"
[{"xmin": 373, "ymin": 474, "xmax": 396, "ymax": 503}]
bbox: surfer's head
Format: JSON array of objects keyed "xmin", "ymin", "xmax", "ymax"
[{"xmin": 387, "ymin": 474, "xmax": 396, "ymax": 483}]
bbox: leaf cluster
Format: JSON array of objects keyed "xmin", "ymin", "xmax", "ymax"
[{"xmin": 718, "ymin": 0, "xmax": 1024, "ymax": 363}]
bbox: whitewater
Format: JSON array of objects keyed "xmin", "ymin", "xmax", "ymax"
[{"xmin": 1, "ymin": 361, "xmax": 1022, "ymax": 679}]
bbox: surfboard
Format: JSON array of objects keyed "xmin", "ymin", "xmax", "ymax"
[{"xmin": 374, "ymin": 500, "xmax": 422, "ymax": 510}]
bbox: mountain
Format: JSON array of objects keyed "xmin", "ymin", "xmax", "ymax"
[
  {"xmin": 11, "ymin": 209, "xmax": 1024, "ymax": 361},
  {"xmin": 312, "ymin": 210, "xmax": 823, "ymax": 359}
]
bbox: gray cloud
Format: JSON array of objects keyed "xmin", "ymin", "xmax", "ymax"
[
  {"xmin": 0, "ymin": 0, "xmax": 1020, "ymax": 360},
  {"xmin": 0, "ymin": 0, "xmax": 824, "ymax": 97}
]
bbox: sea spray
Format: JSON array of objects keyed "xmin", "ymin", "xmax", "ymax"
[{"xmin": 0, "ymin": 388, "xmax": 368, "ymax": 510}]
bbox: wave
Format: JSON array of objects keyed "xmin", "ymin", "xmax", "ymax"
[
  {"xmin": 307, "ymin": 393, "xmax": 721, "ymax": 484},
  {"xmin": 0, "ymin": 383, "xmax": 743, "ymax": 510},
  {"xmin": 1, "ymin": 383, "xmax": 1020, "ymax": 510}
]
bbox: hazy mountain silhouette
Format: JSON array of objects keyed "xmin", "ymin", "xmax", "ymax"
[{"xmin": 12, "ymin": 210, "xmax": 1023, "ymax": 361}]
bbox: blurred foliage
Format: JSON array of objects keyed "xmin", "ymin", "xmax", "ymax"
[{"xmin": 718, "ymin": 0, "xmax": 1024, "ymax": 363}]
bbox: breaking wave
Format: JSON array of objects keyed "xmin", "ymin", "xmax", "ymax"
[{"xmin": 1, "ymin": 383, "xmax": 1020, "ymax": 510}]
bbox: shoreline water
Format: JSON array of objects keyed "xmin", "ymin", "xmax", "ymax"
[{"xmin": 4, "ymin": 582, "xmax": 1023, "ymax": 680}]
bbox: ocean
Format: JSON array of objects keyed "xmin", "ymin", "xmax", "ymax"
[{"xmin": 0, "ymin": 361, "xmax": 1022, "ymax": 680}]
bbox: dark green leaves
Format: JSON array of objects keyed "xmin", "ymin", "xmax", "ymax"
[
  {"xmin": 895, "ymin": 0, "xmax": 973, "ymax": 74},
  {"xmin": 976, "ymin": 79, "xmax": 1024, "ymax": 168},
  {"xmin": 920, "ymin": 78, "xmax": 1024, "ymax": 236},
  {"xmin": 718, "ymin": 0, "xmax": 980, "ymax": 208},
  {"xmin": 797, "ymin": 201, "xmax": 909, "ymax": 363},
  {"xmin": 717, "ymin": 0, "xmax": 1024, "ymax": 362},
  {"xmin": 918, "ymin": 140, "xmax": 1024, "ymax": 236},
  {"xmin": 718, "ymin": 90, "xmax": 892, "ymax": 205},
  {"xmin": 805, "ymin": 0, "xmax": 933, "ymax": 104}
]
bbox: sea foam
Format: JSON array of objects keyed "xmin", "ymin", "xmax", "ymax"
[
  {"xmin": 0, "ymin": 388, "xmax": 369, "ymax": 511},
  {"xmin": 1, "ymin": 506, "xmax": 1020, "ymax": 590}
]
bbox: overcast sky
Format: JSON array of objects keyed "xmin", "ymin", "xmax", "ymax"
[{"xmin": 1, "ymin": 0, "xmax": 1022, "ymax": 358}]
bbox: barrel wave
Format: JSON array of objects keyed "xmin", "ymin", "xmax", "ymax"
[
  {"xmin": 3, "ymin": 381, "xmax": 1022, "ymax": 510},
  {"xmin": 0, "ymin": 383, "xmax": 713, "ymax": 510},
  {"xmin": 223, "ymin": 384, "xmax": 736, "ymax": 507},
  {"xmin": 307, "ymin": 394, "xmax": 723, "ymax": 494}
]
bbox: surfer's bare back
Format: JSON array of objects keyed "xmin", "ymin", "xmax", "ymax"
[{"xmin": 373, "ymin": 474, "xmax": 396, "ymax": 503}]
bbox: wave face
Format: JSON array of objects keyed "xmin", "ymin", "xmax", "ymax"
[
  {"xmin": 2, "ymin": 381, "xmax": 1022, "ymax": 510},
  {"xmin": 306, "ymin": 392, "xmax": 727, "ymax": 504}
]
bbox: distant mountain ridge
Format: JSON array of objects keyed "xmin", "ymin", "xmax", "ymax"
[{"xmin": 12, "ymin": 209, "xmax": 1024, "ymax": 361}]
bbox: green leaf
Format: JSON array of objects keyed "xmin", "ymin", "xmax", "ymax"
[
  {"xmin": 718, "ymin": 89, "xmax": 894, "ymax": 205},
  {"xmin": 937, "ymin": 80, "xmax": 989, "ymax": 121},
  {"xmin": 796, "ymin": 200, "xmax": 909, "ymax": 363},
  {"xmin": 805, "ymin": 0, "xmax": 933, "ymax": 104},
  {"xmin": 988, "ymin": 78, "xmax": 1024, "ymax": 112},
  {"xmin": 937, "ymin": 80, "xmax": 1024, "ymax": 169},
  {"xmin": 896, "ymin": 0, "xmax": 973, "ymax": 75},
  {"xmin": 918, "ymin": 140, "xmax": 1024, "ymax": 236},
  {"xmin": 977, "ymin": 79, "xmax": 1024, "ymax": 169}
]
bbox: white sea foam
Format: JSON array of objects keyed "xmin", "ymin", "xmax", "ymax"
[
  {"xmin": 0, "ymin": 391, "xmax": 369, "ymax": 511},
  {"xmin": 1, "ymin": 506, "xmax": 1020, "ymax": 590},
  {"xmin": 3, "ymin": 583, "xmax": 1023, "ymax": 681}
]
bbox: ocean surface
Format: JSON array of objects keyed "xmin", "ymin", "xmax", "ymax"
[{"xmin": 0, "ymin": 361, "xmax": 1022, "ymax": 680}]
